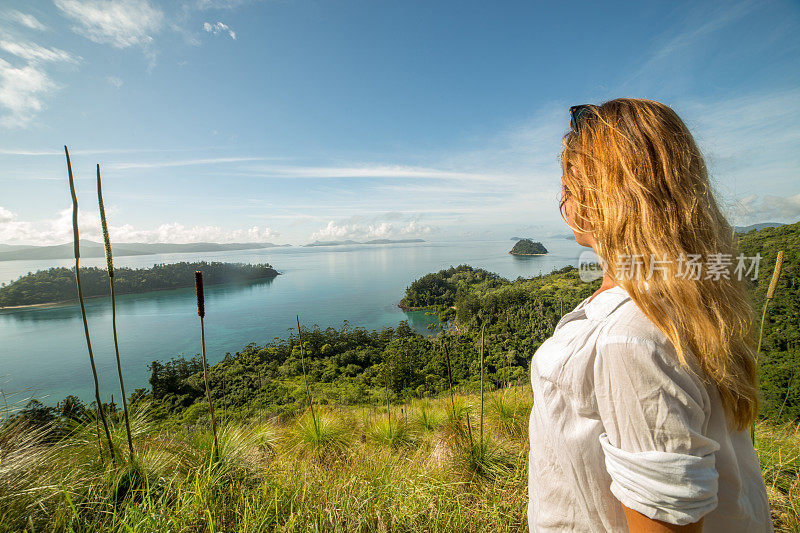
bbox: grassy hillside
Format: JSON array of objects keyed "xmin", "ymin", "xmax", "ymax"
[{"xmin": 1, "ymin": 387, "xmax": 798, "ymax": 532}]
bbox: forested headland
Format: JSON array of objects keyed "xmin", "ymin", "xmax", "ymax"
[{"xmin": 0, "ymin": 261, "xmax": 280, "ymax": 308}]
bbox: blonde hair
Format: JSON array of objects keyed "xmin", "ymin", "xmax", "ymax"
[{"xmin": 560, "ymin": 98, "xmax": 758, "ymax": 431}]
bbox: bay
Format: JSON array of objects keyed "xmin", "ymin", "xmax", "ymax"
[{"xmin": 0, "ymin": 238, "xmax": 584, "ymax": 405}]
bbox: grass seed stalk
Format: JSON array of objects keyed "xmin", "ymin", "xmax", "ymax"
[
  {"xmin": 96, "ymin": 163, "xmax": 135, "ymax": 459},
  {"xmin": 65, "ymin": 146, "xmax": 115, "ymax": 465}
]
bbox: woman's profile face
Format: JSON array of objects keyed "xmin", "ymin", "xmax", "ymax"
[{"xmin": 561, "ymin": 166, "xmax": 595, "ymax": 249}]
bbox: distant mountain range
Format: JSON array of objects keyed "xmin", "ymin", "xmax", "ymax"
[
  {"xmin": 734, "ymin": 222, "xmax": 785, "ymax": 233},
  {"xmin": 509, "ymin": 222, "xmax": 787, "ymax": 243},
  {"xmin": 0, "ymin": 241, "xmax": 291, "ymax": 262},
  {"xmin": 302, "ymin": 238, "xmax": 425, "ymax": 247}
]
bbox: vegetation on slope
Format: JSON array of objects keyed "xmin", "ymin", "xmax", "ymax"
[{"xmin": 2, "ymin": 388, "xmax": 798, "ymax": 532}]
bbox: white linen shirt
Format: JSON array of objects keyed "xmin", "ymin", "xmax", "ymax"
[{"xmin": 527, "ymin": 284, "xmax": 773, "ymax": 532}]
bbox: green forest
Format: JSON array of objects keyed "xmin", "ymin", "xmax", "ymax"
[{"xmin": 0, "ymin": 261, "xmax": 280, "ymax": 307}]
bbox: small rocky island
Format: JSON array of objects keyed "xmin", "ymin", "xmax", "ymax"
[{"xmin": 509, "ymin": 239, "xmax": 548, "ymax": 256}]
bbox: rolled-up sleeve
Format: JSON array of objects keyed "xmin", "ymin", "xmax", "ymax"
[{"xmin": 593, "ymin": 333, "xmax": 721, "ymax": 525}]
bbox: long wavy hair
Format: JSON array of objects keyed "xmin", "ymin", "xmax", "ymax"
[{"xmin": 559, "ymin": 97, "xmax": 758, "ymax": 431}]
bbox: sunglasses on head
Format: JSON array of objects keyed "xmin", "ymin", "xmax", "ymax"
[{"xmin": 569, "ymin": 104, "xmax": 596, "ymax": 134}]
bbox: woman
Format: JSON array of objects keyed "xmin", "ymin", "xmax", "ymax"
[{"xmin": 527, "ymin": 98, "xmax": 773, "ymax": 532}]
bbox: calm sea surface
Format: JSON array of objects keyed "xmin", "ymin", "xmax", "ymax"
[{"xmin": 0, "ymin": 238, "xmax": 584, "ymax": 405}]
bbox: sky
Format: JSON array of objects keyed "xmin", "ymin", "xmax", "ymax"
[{"xmin": 0, "ymin": 0, "xmax": 798, "ymax": 246}]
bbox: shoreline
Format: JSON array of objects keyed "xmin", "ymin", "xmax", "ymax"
[{"xmin": 0, "ymin": 274, "xmax": 279, "ymax": 312}]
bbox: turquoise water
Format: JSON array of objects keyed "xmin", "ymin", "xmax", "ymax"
[{"xmin": 0, "ymin": 239, "xmax": 584, "ymax": 405}]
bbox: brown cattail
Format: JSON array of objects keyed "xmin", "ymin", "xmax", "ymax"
[
  {"xmin": 766, "ymin": 251, "xmax": 784, "ymax": 300},
  {"xmin": 194, "ymin": 270, "xmax": 218, "ymax": 458},
  {"xmin": 195, "ymin": 271, "xmax": 205, "ymax": 317}
]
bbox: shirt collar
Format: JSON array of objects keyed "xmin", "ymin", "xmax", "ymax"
[{"xmin": 580, "ymin": 284, "xmax": 633, "ymax": 321}]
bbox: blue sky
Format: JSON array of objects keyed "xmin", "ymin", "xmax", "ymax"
[{"xmin": 0, "ymin": 0, "xmax": 798, "ymax": 245}]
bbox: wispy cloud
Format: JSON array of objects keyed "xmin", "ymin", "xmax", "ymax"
[
  {"xmin": 237, "ymin": 163, "xmax": 510, "ymax": 181},
  {"xmin": 203, "ymin": 21, "xmax": 236, "ymax": 39},
  {"xmin": 108, "ymin": 156, "xmax": 270, "ymax": 170},
  {"xmin": 54, "ymin": 0, "xmax": 164, "ymax": 49},
  {"xmin": 194, "ymin": 0, "xmax": 257, "ymax": 9},
  {"xmin": 0, "ymin": 206, "xmax": 282, "ymax": 245},
  {"xmin": 2, "ymin": 10, "xmax": 46, "ymax": 31},
  {"xmin": 0, "ymin": 147, "xmax": 210, "ymax": 156},
  {"xmin": 0, "ymin": 41, "xmax": 79, "ymax": 64},
  {"xmin": 623, "ymin": 0, "xmax": 760, "ymax": 89}
]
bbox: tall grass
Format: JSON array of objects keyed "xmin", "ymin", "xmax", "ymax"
[
  {"xmin": 65, "ymin": 145, "xmax": 115, "ymax": 465},
  {"xmin": 1, "ymin": 387, "xmax": 797, "ymax": 531},
  {"xmin": 96, "ymin": 163, "xmax": 135, "ymax": 459}
]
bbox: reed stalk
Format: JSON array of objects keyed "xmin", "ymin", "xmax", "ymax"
[
  {"xmin": 752, "ymin": 250, "xmax": 785, "ymax": 443},
  {"xmin": 479, "ymin": 322, "xmax": 485, "ymax": 452},
  {"xmin": 195, "ymin": 271, "xmax": 219, "ymax": 459},
  {"xmin": 65, "ymin": 146, "xmax": 115, "ymax": 465},
  {"xmin": 96, "ymin": 164, "xmax": 135, "ymax": 459},
  {"xmin": 385, "ymin": 367, "xmax": 391, "ymax": 429},
  {"xmin": 296, "ymin": 314, "xmax": 318, "ymax": 434},
  {"xmin": 777, "ymin": 369, "xmax": 796, "ymax": 421},
  {"xmin": 441, "ymin": 337, "xmax": 456, "ymax": 416},
  {"xmin": 464, "ymin": 412, "xmax": 476, "ymax": 462},
  {"xmin": 756, "ymin": 250, "xmax": 784, "ymax": 362}
]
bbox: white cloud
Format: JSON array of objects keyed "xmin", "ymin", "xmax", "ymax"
[
  {"xmin": 0, "ymin": 206, "xmax": 281, "ymax": 245},
  {"xmin": 729, "ymin": 192, "xmax": 800, "ymax": 224},
  {"xmin": 54, "ymin": 0, "xmax": 164, "ymax": 49},
  {"xmin": 0, "ymin": 41, "xmax": 79, "ymax": 64},
  {"xmin": 0, "ymin": 41, "xmax": 79, "ymax": 127},
  {"xmin": 0, "ymin": 58, "xmax": 57, "ymax": 128},
  {"xmin": 203, "ymin": 21, "xmax": 236, "ymax": 39},
  {"xmin": 3, "ymin": 10, "xmax": 46, "ymax": 31},
  {"xmin": 107, "ymin": 76, "xmax": 123, "ymax": 88},
  {"xmin": 309, "ymin": 217, "xmax": 435, "ymax": 242}
]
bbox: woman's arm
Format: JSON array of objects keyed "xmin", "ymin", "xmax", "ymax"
[{"xmin": 622, "ymin": 497, "xmax": 705, "ymax": 532}]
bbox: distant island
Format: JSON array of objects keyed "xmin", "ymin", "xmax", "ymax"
[
  {"xmin": 0, "ymin": 261, "xmax": 280, "ymax": 308},
  {"xmin": 0, "ymin": 241, "xmax": 291, "ymax": 262},
  {"xmin": 509, "ymin": 239, "xmax": 548, "ymax": 256},
  {"xmin": 303, "ymin": 238, "xmax": 425, "ymax": 247}
]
